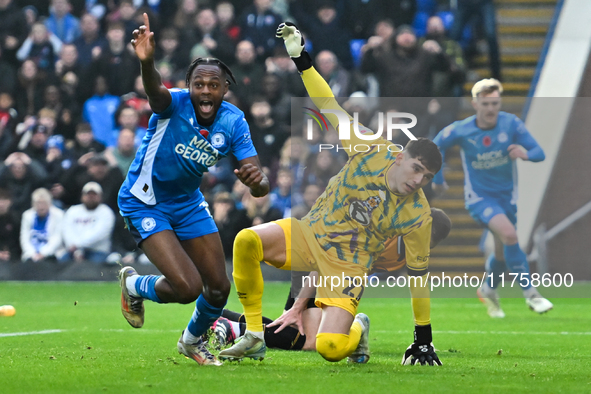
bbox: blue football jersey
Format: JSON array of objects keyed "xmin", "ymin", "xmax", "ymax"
[
  {"xmin": 119, "ymin": 89, "xmax": 257, "ymax": 205},
  {"xmin": 433, "ymin": 112, "xmax": 544, "ymax": 205}
]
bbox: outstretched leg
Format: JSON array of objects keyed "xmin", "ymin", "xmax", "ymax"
[{"xmin": 219, "ymin": 221, "xmax": 288, "ymax": 361}]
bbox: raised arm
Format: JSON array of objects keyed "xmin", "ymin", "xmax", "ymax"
[
  {"xmin": 276, "ymin": 23, "xmax": 385, "ymax": 156},
  {"xmin": 131, "ymin": 13, "xmax": 171, "ymax": 113}
]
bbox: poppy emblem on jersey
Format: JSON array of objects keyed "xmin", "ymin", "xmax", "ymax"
[
  {"xmin": 348, "ymin": 196, "xmax": 382, "ymax": 226},
  {"xmin": 482, "ymin": 135, "xmax": 492, "ymax": 147},
  {"xmin": 498, "ymin": 132, "xmax": 508, "ymax": 143},
  {"xmin": 211, "ymin": 133, "xmax": 226, "ymax": 148},
  {"xmin": 199, "ymin": 129, "xmax": 209, "ymax": 138},
  {"xmin": 141, "ymin": 217, "xmax": 156, "ymax": 232}
]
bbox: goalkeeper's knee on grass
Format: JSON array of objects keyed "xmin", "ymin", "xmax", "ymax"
[{"xmin": 316, "ymin": 333, "xmax": 352, "ymax": 362}]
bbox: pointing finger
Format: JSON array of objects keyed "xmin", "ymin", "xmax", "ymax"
[{"xmin": 143, "ymin": 12, "xmax": 150, "ymax": 31}]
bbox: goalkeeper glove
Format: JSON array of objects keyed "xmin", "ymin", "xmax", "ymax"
[
  {"xmin": 276, "ymin": 22, "xmax": 312, "ymax": 72},
  {"xmin": 401, "ymin": 324, "xmax": 442, "ymax": 366}
]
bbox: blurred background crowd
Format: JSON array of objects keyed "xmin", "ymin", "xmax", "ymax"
[{"xmin": 0, "ymin": 0, "xmax": 496, "ymax": 264}]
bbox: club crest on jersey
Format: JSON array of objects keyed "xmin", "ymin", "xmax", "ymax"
[
  {"xmin": 141, "ymin": 217, "xmax": 156, "ymax": 232},
  {"xmin": 349, "ymin": 196, "xmax": 382, "ymax": 226},
  {"xmin": 211, "ymin": 133, "xmax": 226, "ymax": 148},
  {"xmin": 498, "ymin": 132, "xmax": 508, "ymax": 143}
]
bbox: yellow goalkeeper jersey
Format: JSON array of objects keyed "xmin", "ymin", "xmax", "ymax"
[{"xmin": 299, "ymin": 68, "xmax": 432, "ymax": 274}]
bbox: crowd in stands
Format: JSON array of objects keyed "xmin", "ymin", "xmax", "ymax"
[{"xmin": 0, "ymin": 0, "xmax": 497, "ymax": 264}]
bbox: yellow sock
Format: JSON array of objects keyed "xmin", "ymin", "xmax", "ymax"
[
  {"xmin": 232, "ymin": 229, "xmax": 264, "ymax": 332},
  {"xmin": 315, "ymin": 322, "xmax": 362, "ymax": 362}
]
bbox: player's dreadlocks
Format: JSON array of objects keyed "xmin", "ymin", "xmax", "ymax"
[{"xmin": 185, "ymin": 58, "xmax": 237, "ymax": 87}]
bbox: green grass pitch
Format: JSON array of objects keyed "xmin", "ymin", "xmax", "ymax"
[{"xmin": 1, "ymin": 281, "xmax": 590, "ymax": 393}]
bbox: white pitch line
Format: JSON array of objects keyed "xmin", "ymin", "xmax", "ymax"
[
  {"xmin": 0, "ymin": 329, "xmax": 64, "ymax": 338},
  {"xmin": 375, "ymin": 330, "xmax": 591, "ymax": 335}
]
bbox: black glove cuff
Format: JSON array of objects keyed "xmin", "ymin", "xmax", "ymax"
[
  {"xmin": 291, "ymin": 51, "xmax": 313, "ymax": 72},
  {"xmin": 414, "ymin": 324, "xmax": 433, "ymax": 345}
]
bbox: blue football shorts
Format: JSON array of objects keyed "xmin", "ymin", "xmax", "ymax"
[
  {"xmin": 119, "ymin": 194, "xmax": 218, "ymax": 245},
  {"xmin": 467, "ymin": 196, "xmax": 517, "ymax": 227}
]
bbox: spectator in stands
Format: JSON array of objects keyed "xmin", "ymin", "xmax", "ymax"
[
  {"xmin": 83, "ymin": 75, "xmax": 120, "ymax": 147},
  {"xmin": 22, "ymin": 4, "xmax": 39, "ymax": 28},
  {"xmin": 15, "ymin": 60, "xmax": 48, "ymax": 120},
  {"xmin": 421, "ymin": 15, "xmax": 467, "ymax": 97},
  {"xmin": 299, "ymin": 0, "xmax": 354, "ymax": 70},
  {"xmin": 0, "ymin": 188, "xmax": 20, "ymax": 262},
  {"xmin": 0, "ymin": 0, "xmax": 28, "ymax": 68},
  {"xmin": 104, "ymin": 127, "xmax": 137, "ymax": 176},
  {"xmin": 20, "ymin": 123, "xmax": 51, "ymax": 166},
  {"xmin": 243, "ymin": 191, "xmax": 282, "ymax": 226},
  {"xmin": 341, "ymin": 0, "xmax": 384, "ymax": 39},
  {"xmin": 44, "ymin": 134, "xmax": 72, "ymax": 182},
  {"xmin": 17, "ymin": 22, "xmax": 62, "ymax": 73},
  {"xmin": 60, "ymin": 153, "xmax": 123, "ymax": 211},
  {"xmin": 277, "ymin": 136, "xmax": 308, "ymax": 195},
  {"xmin": 113, "ymin": 0, "xmax": 138, "ymax": 42},
  {"xmin": 387, "ymin": 0, "xmax": 417, "ymax": 28},
  {"xmin": 248, "ymin": 97, "xmax": 285, "ymax": 169},
  {"xmin": 173, "ymin": 0, "xmax": 200, "ymax": 32},
  {"xmin": 450, "ymin": 0, "xmax": 501, "ymax": 80},
  {"xmin": 361, "ymin": 25, "xmax": 452, "ymax": 97},
  {"xmin": 0, "ymin": 92, "xmax": 17, "ymax": 161},
  {"xmin": 291, "ymin": 182, "xmax": 322, "ymax": 218},
  {"xmin": 91, "ymin": 21, "xmax": 139, "ymax": 97},
  {"xmin": 45, "ymin": 0, "xmax": 80, "ymax": 44},
  {"xmin": 212, "ymin": 191, "xmax": 252, "ymax": 260},
  {"xmin": 360, "ymin": 19, "xmax": 395, "ymax": 56},
  {"xmin": 231, "ymin": 40, "xmax": 265, "ymax": 106},
  {"xmin": 265, "ymin": 46, "xmax": 306, "ymax": 97},
  {"xmin": 62, "ymin": 181, "xmax": 115, "ymax": 263},
  {"xmin": 55, "ymin": 43, "xmax": 87, "ymax": 112},
  {"xmin": 42, "ymin": 84, "xmax": 78, "ymax": 140},
  {"xmin": 155, "ymin": 27, "xmax": 186, "ymax": 76},
  {"xmin": 55, "ymin": 43, "xmax": 80, "ymax": 81},
  {"xmin": 120, "ymin": 76, "xmax": 152, "ymax": 129},
  {"xmin": 69, "ymin": 122, "xmax": 105, "ymax": 160},
  {"xmin": 260, "ymin": 72, "xmax": 291, "ymax": 127},
  {"xmin": 186, "ymin": 8, "xmax": 235, "ymax": 62},
  {"xmin": 239, "ymin": 0, "xmax": 282, "ymax": 60},
  {"xmin": 216, "ymin": 1, "xmax": 241, "ymax": 44},
  {"xmin": 340, "ymin": 91, "xmax": 374, "ymax": 132},
  {"xmin": 0, "ymin": 152, "xmax": 46, "ymax": 217},
  {"xmin": 111, "ymin": 106, "xmax": 146, "ymax": 148},
  {"xmin": 20, "ymin": 187, "xmax": 64, "ymax": 263},
  {"xmin": 315, "ymin": 50, "xmax": 350, "ymax": 97},
  {"xmin": 302, "ymin": 149, "xmax": 341, "ymax": 191},
  {"xmin": 73, "ymin": 13, "xmax": 107, "ymax": 67},
  {"xmin": 269, "ymin": 167, "xmax": 295, "ymax": 218}
]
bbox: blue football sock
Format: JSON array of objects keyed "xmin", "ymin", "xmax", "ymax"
[
  {"xmin": 503, "ymin": 243, "xmax": 531, "ymax": 289},
  {"xmin": 186, "ymin": 295, "xmax": 225, "ymax": 338},
  {"xmin": 134, "ymin": 275, "xmax": 164, "ymax": 303},
  {"xmin": 485, "ymin": 254, "xmax": 506, "ymax": 289}
]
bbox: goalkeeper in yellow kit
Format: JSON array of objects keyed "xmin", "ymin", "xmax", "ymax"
[{"xmin": 219, "ymin": 23, "xmax": 444, "ymax": 365}]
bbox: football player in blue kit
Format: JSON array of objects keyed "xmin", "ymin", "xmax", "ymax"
[
  {"xmin": 432, "ymin": 78, "xmax": 552, "ymax": 318},
  {"xmin": 117, "ymin": 13, "xmax": 269, "ymax": 365}
]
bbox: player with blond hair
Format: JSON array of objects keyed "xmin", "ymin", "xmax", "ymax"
[{"xmin": 432, "ymin": 78, "xmax": 552, "ymax": 318}]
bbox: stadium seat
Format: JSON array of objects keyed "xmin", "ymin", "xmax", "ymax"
[
  {"xmin": 436, "ymin": 11, "xmax": 455, "ymax": 32},
  {"xmin": 349, "ymin": 39, "xmax": 366, "ymax": 69},
  {"xmin": 412, "ymin": 12, "xmax": 430, "ymax": 38},
  {"xmin": 416, "ymin": 0, "xmax": 437, "ymax": 14}
]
